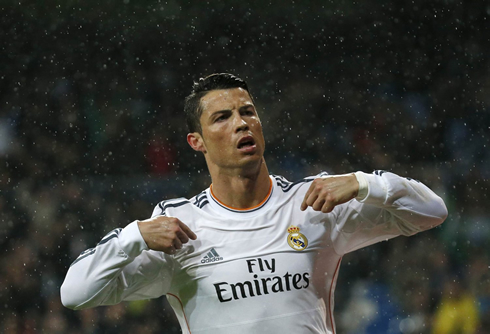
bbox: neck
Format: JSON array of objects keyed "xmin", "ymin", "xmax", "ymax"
[{"xmin": 209, "ymin": 159, "xmax": 270, "ymax": 209}]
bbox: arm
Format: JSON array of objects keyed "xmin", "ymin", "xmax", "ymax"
[
  {"xmin": 302, "ymin": 171, "xmax": 448, "ymax": 254},
  {"xmin": 60, "ymin": 215, "xmax": 197, "ymax": 310}
]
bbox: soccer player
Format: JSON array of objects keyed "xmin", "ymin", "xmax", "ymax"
[{"xmin": 60, "ymin": 73, "xmax": 448, "ymax": 334}]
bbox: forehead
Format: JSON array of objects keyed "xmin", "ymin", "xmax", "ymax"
[{"xmin": 200, "ymin": 88, "xmax": 253, "ymax": 114}]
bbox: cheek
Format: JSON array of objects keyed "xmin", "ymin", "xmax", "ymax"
[
  {"xmin": 251, "ymin": 122, "xmax": 265, "ymax": 140},
  {"xmin": 203, "ymin": 128, "xmax": 231, "ymax": 149},
  {"xmin": 207, "ymin": 127, "xmax": 228, "ymax": 141},
  {"xmin": 252, "ymin": 118, "xmax": 263, "ymax": 130}
]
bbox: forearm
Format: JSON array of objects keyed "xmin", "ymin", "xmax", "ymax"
[
  {"xmin": 331, "ymin": 171, "xmax": 447, "ymax": 254},
  {"xmin": 356, "ymin": 170, "xmax": 448, "ymax": 233},
  {"xmin": 60, "ymin": 222, "xmax": 148, "ymax": 310}
]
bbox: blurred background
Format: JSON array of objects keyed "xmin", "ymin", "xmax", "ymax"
[{"xmin": 1, "ymin": 0, "xmax": 489, "ymax": 333}]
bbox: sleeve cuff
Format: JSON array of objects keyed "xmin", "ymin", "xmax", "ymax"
[
  {"xmin": 118, "ymin": 221, "xmax": 149, "ymax": 258},
  {"xmin": 355, "ymin": 171, "xmax": 390, "ymax": 205},
  {"xmin": 354, "ymin": 171, "xmax": 369, "ymax": 201}
]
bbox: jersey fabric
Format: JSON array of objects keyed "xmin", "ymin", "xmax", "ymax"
[{"xmin": 60, "ymin": 171, "xmax": 447, "ymax": 334}]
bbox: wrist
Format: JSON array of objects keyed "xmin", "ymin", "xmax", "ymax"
[
  {"xmin": 120, "ymin": 221, "xmax": 149, "ymax": 257},
  {"xmin": 354, "ymin": 172, "xmax": 369, "ymax": 200}
]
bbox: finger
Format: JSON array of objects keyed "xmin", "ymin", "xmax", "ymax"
[
  {"xmin": 301, "ymin": 183, "xmax": 316, "ymax": 211},
  {"xmin": 301, "ymin": 193, "xmax": 317, "ymax": 211},
  {"xmin": 176, "ymin": 228, "xmax": 190, "ymax": 244},
  {"xmin": 311, "ymin": 197, "xmax": 326, "ymax": 211},
  {"xmin": 179, "ymin": 221, "xmax": 197, "ymax": 240},
  {"xmin": 321, "ymin": 200, "xmax": 335, "ymax": 213},
  {"xmin": 303, "ymin": 191, "xmax": 319, "ymax": 210},
  {"xmin": 173, "ymin": 238, "xmax": 183, "ymax": 250}
]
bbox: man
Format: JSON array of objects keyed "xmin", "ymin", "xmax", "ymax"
[{"xmin": 61, "ymin": 73, "xmax": 448, "ymax": 333}]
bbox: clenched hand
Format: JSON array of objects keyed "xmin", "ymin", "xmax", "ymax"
[
  {"xmin": 300, "ymin": 174, "xmax": 359, "ymax": 213},
  {"xmin": 137, "ymin": 216, "xmax": 197, "ymax": 254}
]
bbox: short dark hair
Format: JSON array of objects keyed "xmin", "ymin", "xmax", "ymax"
[{"xmin": 184, "ymin": 73, "xmax": 253, "ymax": 134}]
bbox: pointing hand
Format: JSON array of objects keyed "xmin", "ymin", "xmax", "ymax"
[
  {"xmin": 300, "ymin": 174, "xmax": 359, "ymax": 213},
  {"xmin": 137, "ymin": 216, "xmax": 197, "ymax": 254}
]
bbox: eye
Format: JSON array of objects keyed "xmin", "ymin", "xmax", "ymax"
[
  {"xmin": 215, "ymin": 115, "xmax": 227, "ymax": 122},
  {"xmin": 242, "ymin": 109, "xmax": 255, "ymax": 116}
]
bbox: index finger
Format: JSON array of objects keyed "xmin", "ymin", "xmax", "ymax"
[
  {"xmin": 178, "ymin": 220, "xmax": 197, "ymax": 240},
  {"xmin": 301, "ymin": 182, "xmax": 316, "ymax": 211}
]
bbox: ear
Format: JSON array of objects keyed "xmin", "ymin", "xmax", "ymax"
[{"xmin": 187, "ymin": 132, "xmax": 206, "ymax": 153}]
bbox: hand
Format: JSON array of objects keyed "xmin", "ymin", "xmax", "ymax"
[
  {"xmin": 300, "ymin": 174, "xmax": 359, "ymax": 213},
  {"xmin": 137, "ymin": 216, "xmax": 197, "ymax": 254}
]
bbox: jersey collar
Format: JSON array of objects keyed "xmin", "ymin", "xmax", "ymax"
[{"xmin": 207, "ymin": 177, "xmax": 274, "ymax": 217}]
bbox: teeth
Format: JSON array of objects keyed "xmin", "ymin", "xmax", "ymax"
[{"xmin": 239, "ymin": 141, "xmax": 253, "ymax": 148}]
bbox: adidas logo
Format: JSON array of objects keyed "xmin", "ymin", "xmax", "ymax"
[{"xmin": 201, "ymin": 248, "xmax": 223, "ymax": 264}]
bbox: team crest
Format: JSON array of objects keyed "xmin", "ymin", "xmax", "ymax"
[{"xmin": 287, "ymin": 225, "xmax": 308, "ymax": 251}]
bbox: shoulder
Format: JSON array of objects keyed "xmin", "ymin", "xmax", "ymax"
[
  {"xmin": 151, "ymin": 190, "xmax": 210, "ymax": 217},
  {"xmin": 271, "ymin": 171, "xmax": 329, "ymax": 193},
  {"xmin": 151, "ymin": 197, "xmax": 191, "ymax": 217}
]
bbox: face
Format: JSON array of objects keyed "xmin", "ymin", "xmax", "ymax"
[{"xmin": 187, "ymin": 88, "xmax": 266, "ymax": 171}]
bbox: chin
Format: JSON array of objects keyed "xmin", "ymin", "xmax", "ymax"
[{"xmin": 239, "ymin": 155, "xmax": 264, "ymax": 168}]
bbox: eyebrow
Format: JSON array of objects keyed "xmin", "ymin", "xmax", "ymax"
[
  {"xmin": 209, "ymin": 105, "xmax": 255, "ymax": 118},
  {"xmin": 239, "ymin": 104, "xmax": 255, "ymax": 111},
  {"xmin": 209, "ymin": 109, "xmax": 231, "ymax": 119}
]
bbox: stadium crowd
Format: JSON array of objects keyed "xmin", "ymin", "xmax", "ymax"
[{"xmin": 1, "ymin": 1, "xmax": 489, "ymax": 333}]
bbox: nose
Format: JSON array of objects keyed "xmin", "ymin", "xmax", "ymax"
[{"xmin": 234, "ymin": 114, "xmax": 249, "ymax": 133}]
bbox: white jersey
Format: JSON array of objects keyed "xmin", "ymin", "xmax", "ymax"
[{"xmin": 60, "ymin": 171, "xmax": 447, "ymax": 334}]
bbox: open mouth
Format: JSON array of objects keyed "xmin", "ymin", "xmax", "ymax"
[{"xmin": 237, "ymin": 136, "xmax": 256, "ymax": 149}]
